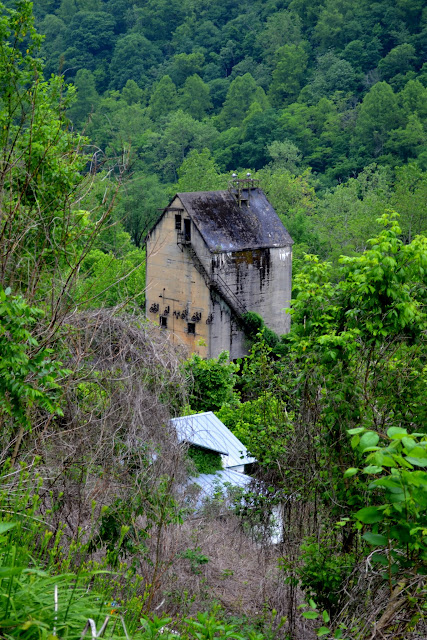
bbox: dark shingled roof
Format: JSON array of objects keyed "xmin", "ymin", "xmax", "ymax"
[{"xmin": 177, "ymin": 189, "xmax": 293, "ymax": 252}]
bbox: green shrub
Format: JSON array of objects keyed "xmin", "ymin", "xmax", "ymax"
[
  {"xmin": 294, "ymin": 535, "xmax": 355, "ymax": 614},
  {"xmin": 187, "ymin": 445, "xmax": 223, "ymax": 474},
  {"xmin": 183, "ymin": 351, "xmax": 239, "ymax": 412}
]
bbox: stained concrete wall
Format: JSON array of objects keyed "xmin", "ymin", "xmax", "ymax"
[
  {"xmin": 146, "ymin": 196, "xmax": 292, "ymax": 360},
  {"xmin": 145, "ymin": 196, "xmax": 211, "ymax": 357},
  {"xmin": 212, "ymin": 246, "xmax": 292, "ymax": 334}
]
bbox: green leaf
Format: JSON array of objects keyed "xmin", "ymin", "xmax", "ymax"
[
  {"xmin": 302, "ymin": 611, "xmax": 319, "ymax": 619},
  {"xmin": 390, "ymin": 525, "xmax": 412, "ymax": 543},
  {"xmin": 371, "ymin": 553, "xmax": 388, "ymax": 565},
  {"xmin": 344, "ymin": 468, "xmax": 359, "ymax": 478},
  {"xmin": 387, "ymin": 427, "xmax": 407, "ymax": 438},
  {"xmin": 322, "ymin": 610, "xmax": 330, "ymax": 623},
  {"xmin": 347, "ymin": 427, "xmax": 365, "ymax": 435},
  {"xmin": 359, "ymin": 431, "xmax": 379, "ymax": 452},
  {"xmin": 370, "ymin": 476, "xmax": 402, "ymax": 489},
  {"xmin": 0, "ymin": 566, "xmax": 24, "ymax": 577},
  {"xmin": 363, "ymin": 465, "xmax": 383, "ymax": 474},
  {"xmin": 405, "ymin": 456, "xmax": 427, "ymax": 467},
  {"xmin": 355, "ymin": 506, "xmax": 384, "ymax": 524},
  {"xmin": 350, "ymin": 435, "xmax": 360, "ymax": 449},
  {"xmin": 402, "ymin": 437, "xmax": 416, "ymax": 451},
  {"xmin": 0, "ymin": 522, "xmax": 16, "ymax": 534},
  {"xmin": 363, "ymin": 532, "xmax": 388, "ymax": 545},
  {"xmin": 317, "ymin": 627, "xmax": 331, "ymax": 637}
]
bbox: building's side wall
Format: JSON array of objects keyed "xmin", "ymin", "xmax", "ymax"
[
  {"xmin": 208, "ymin": 293, "xmax": 240, "ymax": 360},
  {"xmin": 146, "ymin": 197, "xmax": 292, "ymax": 360},
  {"xmin": 211, "ymin": 245, "xmax": 292, "ymax": 351},
  {"xmin": 145, "ymin": 197, "xmax": 211, "ymax": 357}
]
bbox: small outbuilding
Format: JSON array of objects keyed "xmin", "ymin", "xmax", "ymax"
[{"xmin": 145, "ymin": 177, "xmax": 293, "ymax": 359}]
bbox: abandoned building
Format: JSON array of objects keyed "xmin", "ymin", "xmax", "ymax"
[{"xmin": 145, "ymin": 176, "xmax": 293, "ymax": 359}]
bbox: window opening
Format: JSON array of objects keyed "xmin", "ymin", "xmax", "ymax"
[
  {"xmin": 184, "ymin": 219, "xmax": 191, "ymax": 242},
  {"xmin": 187, "ymin": 322, "xmax": 195, "ymax": 335},
  {"xmin": 160, "ymin": 316, "xmax": 167, "ymax": 329},
  {"xmin": 175, "ymin": 214, "xmax": 182, "ymax": 230}
]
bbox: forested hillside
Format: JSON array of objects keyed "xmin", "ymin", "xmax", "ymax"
[
  {"xmin": 0, "ymin": 1, "xmax": 426, "ymax": 640},
  {"xmin": 17, "ymin": 0, "xmax": 427, "ymax": 261}
]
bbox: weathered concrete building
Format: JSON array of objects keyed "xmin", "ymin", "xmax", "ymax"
[{"xmin": 145, "ymin": 178, "xmax": 293, "ymax": 359}]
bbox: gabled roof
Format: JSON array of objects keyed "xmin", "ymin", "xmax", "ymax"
[
  {"xmin": 177, "ymin": 189, "xmax": 293, "ymax": 253},
  {"xmin": 171, "ymin": 411, "xmax": 255, "ymax": 468}
]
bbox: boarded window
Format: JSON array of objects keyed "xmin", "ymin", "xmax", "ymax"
[{"xmin": 175, "ymin": 214, "xmax": 182, "ymax": 230}]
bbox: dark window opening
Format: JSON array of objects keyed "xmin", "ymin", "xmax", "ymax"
[
  {"xmin": 184, "ymin": 219, "xmax": 191, "ymax": 242},
  {"xmin": 175, "ymin": 214, "xmax": 182, "ymax": 230},
  {"xmin": 160, "ymin": 316, "xmax": 167, "ymax": 329},
  {"xmin": 187, "ymin": 322, "xmax": 195, "ymax": 335}
]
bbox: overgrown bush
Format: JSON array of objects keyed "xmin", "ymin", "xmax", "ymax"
[{"xmin": 187, "ymin": 445, "xmax": 223, "ymax": 474}]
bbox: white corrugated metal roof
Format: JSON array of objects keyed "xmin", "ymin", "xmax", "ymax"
[
  {"xmin": 187, "ymin": 469, "xmax": 252, "ymax": 508},
  {"xmin": 171, "ymin": 412, "xmax": 255, "ymax": 467}
]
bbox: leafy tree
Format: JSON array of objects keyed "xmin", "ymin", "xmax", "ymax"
[
  {"xmin": 115, "ymin": 171, "xmax": 168, "ymax": 246},
  {"xmin": 385, "ymin": 113, "xmax": 426, "ymax": 163},
  {"xmin": 238, "ymin": 107, "xmax": 281, "ymax": 169},
  {"xmin": 217, "ymin": 73, "xmax": 268, "ymax": 130},
  {"xmin": 211, "ymin": 126, "xmax": 241, "ymax": 171},
  {"xmin": 153, "ymin": 110, "xmax": 218, "ymax": 182},
  {"xmin": 313, "ymin": 0, "xmax": 363, "ymax": 51},
  {"xmin": 348, "ymin": 426, "xmax": 427, "ymax": 591},
  {"xmin": 76, "ymin": 243, "xmax": 146, "ymax": 309},
  {"xmin": 312, "ymin": 164, "xmax": 391, "ymax": 261},
  {"xmin": 378, "ymin": 43, "xmax": 416, "ymax": 82},
  {"xmin": 56, "ymin": 0, "xmax": 78, "ymax": 23},
  {"xmin": 109, "ymin": 33, "xmax": 160, "ymax": 89},
  {"xmin": 354, "ymin": 81, "xmax": 403, "ymax": 158},
  {"xmin": 87, "ymin": 91, "xmax": 150, "ymax": 158},
  {"xmin": 0, "ymin": 3, "xmax": 89, "ymax": 301},
  {"xmin": 399, "ymin": 78, "xmax": 427, "ymax": 120},
  {"xmin": 121, "ymin": 79, "xmax": 143, "ymax": 105},
  {"xmin": 175, "ymin": 149, "xmax": 227, "ymax": 193},
  {"xmin": 392, "ymin": 163, "xmax": 427, "ymax": 241},
  {"xmin": 126, "ymin": 0, "xmax": 186, "ymax": 43},
  {"xmin": 341, "ymin": 37, "xmax": 382, "ymax": 72},
  {"xmin": 255, "ymin": 9, "xmax": 303, "ymax": 69},
  {"xmin": 299, "ymin": 51, "xmax": 358, "ymax": 104},
  {"xmin": 183, "ymin": 352, "xmax": 239, "ymax": 413},
  {"xmin": 268, "ymin": 43, "xmax": 308, "ymax": 107},
  {"xmin": 64, "ymin": 10, "xmax": 116, "ymax": 56},
  {"xmin": 148, "ymin": 75, "xmax": 178, "ymax": 121},
  {"xmin": 67, "ymin": 68, "xmax": 99, "ymax": 126},
  {"xmin": 168, "ymin": 52, "xmax": 205, "ymax": 87},
  {"xmin": 178, "ymin": 74, "xmax": 212, "ymax": 120},
  {"xmin": 0, "ymin": 287, "xmax": 67, "ymax": 463},
  {"xmin": 266, "ymin": 140, "xmax": 303, "ymax": 174},
  {"xmin": 39, "ymin": 14, "xmax": 66, "ymax": 73}
]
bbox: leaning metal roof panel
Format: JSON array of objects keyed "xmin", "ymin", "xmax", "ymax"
[
  {"xmin": 171, "ymin": 411, "xmax": 255, "ymax": 467},
  {"xmin": 177, "ymin": 189, "xmax": 293, "ymax": 253},
  {"xmin": 187, "ymin": 469, "xmax": 252, "ymax": 509}
]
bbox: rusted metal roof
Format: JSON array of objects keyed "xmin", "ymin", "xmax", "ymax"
[{"xmin": 177, "ymin": 189, "xmax": 293, "ymax": 253}]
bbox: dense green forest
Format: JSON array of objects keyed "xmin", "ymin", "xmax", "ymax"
[
  {"xmin": 0, "ymin": 1, "xmax": 426, "ymax": 639},
  {"xmin": 14, "ymin": 0, "xmax": 427, "ymax": 263}
]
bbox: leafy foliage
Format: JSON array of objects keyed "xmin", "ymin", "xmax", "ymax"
[
  {"xmin": 183, "ymin": 351, "xmax": 239, "ymax": 413},
  {"xmin": 0, "ymin": 287, "xmax": 67, "ymax": 429},
  {"xmin": 187, "ymin": 446, "xmax": 223, "ymax": 475}
]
